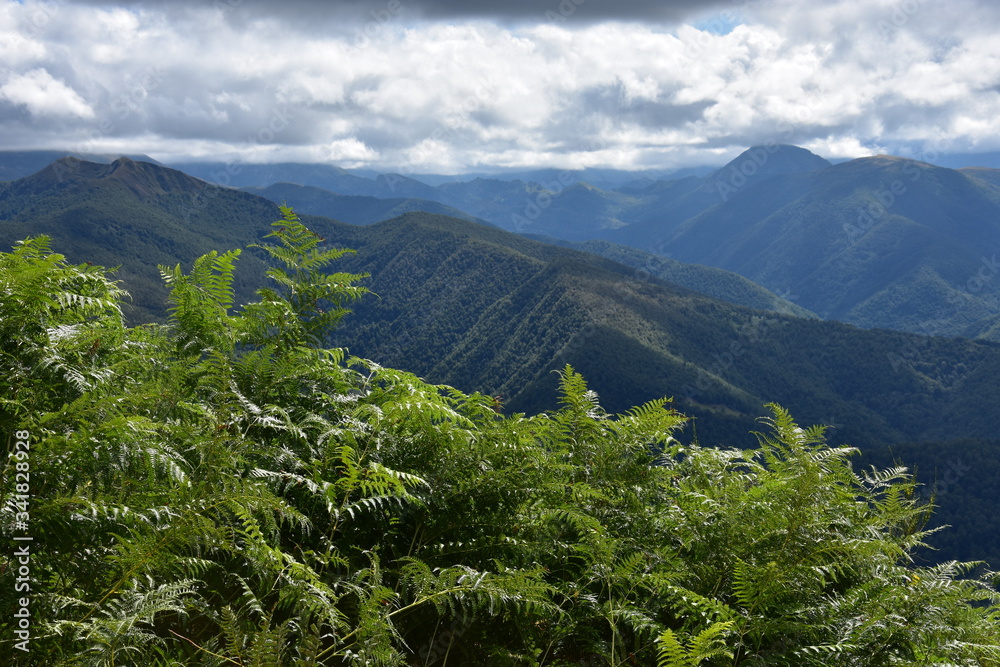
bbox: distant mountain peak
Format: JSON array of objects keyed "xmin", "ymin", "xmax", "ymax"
[
  {"xmin": 29, "ymin": 156, "xmax": 208, "ymax": 199},
  {"xmin": 712, "ymin": 144, "xmax": 832, "ymax": 183}
]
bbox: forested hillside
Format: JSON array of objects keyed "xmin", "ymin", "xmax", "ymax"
[
  {"xmin": 2, "ymin": 209, "xmax": 999, "ymax": 664},
  {"xmin": 314, "ymin": 212, "xmax": 1000, "ymax": 450},
  {"xmin": 0, "ymin": 156, "xmax": 278, "ymax": 322},
  {"xmin": 153, "ymin": 149, "xmax": 1000, "ymax": 343},
  {"xmin": 527, "ymin": 237, "xmax": 815, "ymax": 319},
  {"xmin": 633, "ymin": 155, "xmax": 1000, "ymax": 341},
  {"xmin": 4, "ymin": 149, "xmax": 999, "ymax": 340},
  {"xmin": 4, "ymin": 157, "xmax": 1000, "ymax": 573}
]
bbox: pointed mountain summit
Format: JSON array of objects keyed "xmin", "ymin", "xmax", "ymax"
[
  {"xmin": 23, "ymin": 156, "xmax": 210, "ymax": 200},
  {"xmin": 709, "ymin": 144, "xmax": 832, "ymax": 202},
  {"xmin": 0, "ymin": 150, "xmax": 162, "ymax": 181},
  {"xmin": 610, "ymin": 145, "xmax": 831, "ymax": 246},
  {"xmin": 712, "ymin": 144, "xmax": 832, "ymax": 181}
]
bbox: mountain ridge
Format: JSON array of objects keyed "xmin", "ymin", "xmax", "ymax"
[{"xmin": 4, "ymin": 155, "xmax": 1000, "ymax": 567}]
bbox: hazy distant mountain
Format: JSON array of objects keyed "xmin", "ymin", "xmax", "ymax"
[
  {"xmin": 0, "ymin": 150, "xmax": 162, "ymax": 181},
  {"xmin": 524, "ymin": 236, "xmax": 817, "ymax": 319},
  {"xmin": 158, "ymin": 147, "xmax": 835, "ymax": 246},
  {"xmin": 654, "ymin": 156, "xmax": 1000, "ymax": 340},
  {"xmin": 411, "ymin": 165, "xmax": 715, "ymax": 190},
  {"xmin": 169, "ymin": 160, "xmax": 394, "ymax": 196},
  {"xmin": 611, "ymin": 144, "xmax": 833, "ymax": 247},
  {"xmin": 162, "ymin": 158, "xmax": 728, "ymax": 241},
  {"xmin": 7, "ymin": 148, "xmax": 999, "ymax": 342},
  {"xmin": 429, "ymin": 147, "xmax": 830, "ymax": 241},
  {"xmin": 240, "ymin": 182, "xmax": 488, "ymax": 226}
]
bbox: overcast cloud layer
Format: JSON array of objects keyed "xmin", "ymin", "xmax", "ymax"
[{"xmin": 1, "ymin": 0, "xmax": 999, "ymax": 172}]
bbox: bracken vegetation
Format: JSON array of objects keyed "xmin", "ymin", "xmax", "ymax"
[{"xmin": 2, "ymin": 206, "xmax": 999, "ymax": 665}]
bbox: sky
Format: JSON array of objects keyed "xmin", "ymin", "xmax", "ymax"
[{"xmin": 1, "ymin": 0, "xmax": 1000, "ymax": 174}]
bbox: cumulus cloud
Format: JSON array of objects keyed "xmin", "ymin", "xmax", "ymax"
[
  {"xmin": 1, "ymin": 0, "xmax": 1000, "ymax": 170},
  {"xmin": 0, "ymin": 68, "xmax": 95, "ymax": 119}
]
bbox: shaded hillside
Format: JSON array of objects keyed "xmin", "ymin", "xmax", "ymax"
[
  {"xmin": 170, "ymin": 160, "xmax": 440, "ymax": 199},
  {"xmin": 308, "ymin": 212, "xmax": 1000, "ymax": 451},
  {"xmin": 525, "ymin": 236, "xmax": 816, "ymax": 318},
  {"xmin": 653, "ymin": 156, "xmax": 1000, "ymax": 340},
  {"xmin": 860, "ymin": 437, "xmax": 1000, "ymax": 570},
  {"xmin": 0, "ymin": 157, "xmax": 280, "ymax": 321},
  {"xmin": 431, "ymin": 147, "xmax": 829, "ymax": 242},
  {"xmin": 3, "ymin": 159, "xmax": 999, "ymax": 451}
]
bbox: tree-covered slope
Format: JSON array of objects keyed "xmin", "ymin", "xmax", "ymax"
[
  {"xmin": 305, "ymin": 211, "xmax": 1000, "ymax": 452},
  {"xmin": 649, "ymin": 156, "xmax": 1000, "ymax": 340},
  {"xmin": 2, "ymin": 159, "xmax": 999, "ymax": 452},
  {"xmin": 860, "ymin": 437, "xmax": 1000, "ymax": 570},
  {"xmin": 136, "ymin": 146, "xmax": 1000, "ymax": 344},
  {"xmin": 532, "ymin": 236, "xmax": 817, "ymax": 319},
  {"xmin": 0, "ymin": 157, "xmax": 282, "ymax": 321}
]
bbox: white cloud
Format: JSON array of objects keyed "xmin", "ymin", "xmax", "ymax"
[
  {"xmin": 325, "ymin": 137, "xmax": 379, "ymax": 164},
  {"xmin": 1, "ymin": 0, "xmax": 1000, "ymax": 170},
  {"xmin": 0, "ymin": 68, "xmax": 95, "ymax": 118}
]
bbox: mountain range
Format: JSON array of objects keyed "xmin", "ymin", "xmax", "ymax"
[
  {"xmin": 644, "ymin": 152, "xmax": 1000, "ymax": 340},
  {"xmin": 3, "ymin": 152, "xmax": 1000, "ymax": 566},
  {"xmin": 151, "ymin": 146, "xmax": 1000, "ymax": 342},
  {"xmin": 2, "ymin": 154, "xmax": 998, "ymax": 440}
]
